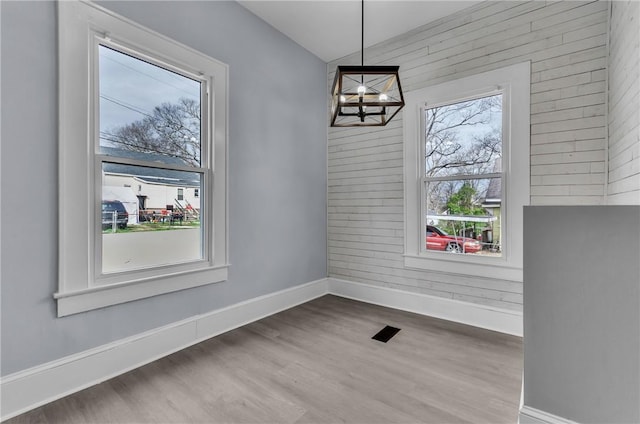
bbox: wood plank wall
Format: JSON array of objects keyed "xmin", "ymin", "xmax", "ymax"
[
  {"xmin": 607, "ymin": 0, "xmax": 640, "ymax": 204},
  {"xmin": 327, "ymin": 1, "xmax": 609, "ymax": 311}
]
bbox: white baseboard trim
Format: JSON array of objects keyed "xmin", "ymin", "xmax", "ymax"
[
  {"xmin": 519, "ymin": 406, "xmax": 579, "ymax": 424},
  {"xmin": 0, "ymin": 278, "xmax": 328, "ymax": 422},
  {"xmin": 1, "ymin": 276, "xmax": 523, "ymax": 421},
  {"xmin": 327, "ymin": 277, "xmax": 523, "ymax": 337}
]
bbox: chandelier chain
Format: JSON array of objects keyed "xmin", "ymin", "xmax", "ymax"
[{"xmin": 361, "ymin": 0, "xmax": 364, "ymax": 68}]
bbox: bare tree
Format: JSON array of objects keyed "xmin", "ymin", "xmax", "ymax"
[
  {"xmin": 102, "ymin": 97, "xmax": 201, "ymax": 167},
  {"xmin": 424, "ymin": 95, "xmax": 502, "ymax": 215}
]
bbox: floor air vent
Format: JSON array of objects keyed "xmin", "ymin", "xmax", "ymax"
[{"xmin": 372, "ymin": 325, "xmax": 401, "ymax": 343}]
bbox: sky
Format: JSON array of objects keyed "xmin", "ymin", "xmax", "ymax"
[
  {"xmin": 99, "ymin": 45, "xmax": 201, "ymax": 142},
  {"xmin": 425, "ymin": 93, "xmax": 502, "ymax": 177}
]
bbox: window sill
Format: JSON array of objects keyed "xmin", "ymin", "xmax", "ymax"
[
  {"xmin": 54, "ymin": 265, "xmax": 229, "ymax": 317},
  {"xmin": 403, "ymin": 254, "xmax": 522, "ymax": 282}
]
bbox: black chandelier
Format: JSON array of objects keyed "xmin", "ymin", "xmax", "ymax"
[{"xmin": 330, "ymin": 0, "xmax": 405, "ymax": 127}]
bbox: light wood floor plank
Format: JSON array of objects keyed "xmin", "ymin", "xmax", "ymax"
[{"xmin": 6, "ymin": 295, "xmax": 522, "ymax": 423}]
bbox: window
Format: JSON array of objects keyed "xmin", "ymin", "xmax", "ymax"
[
  {"xmin": 423, "ymin": 93, "xmax": 502, "ymax": 256},
  {"xmin": 56, "ymin": 1, "xmax": 228, "ymax": 316},
  {"xmin": 194, "ymin": 188, "xmax": 200, "ymax": 198},
  {"xmin": 404, "ymin": 62, "xmax": 529, "ymax": 281},
  {"xmin": 99, "ymin": 44, "xmax": 203, "ymax": 274}
]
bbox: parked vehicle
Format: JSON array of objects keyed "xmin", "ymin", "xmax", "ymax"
[
  {"xmin": 426, "ymin": 225, "xmax": 481, "ymax": 253},
  {"xmin": 102, "ymin": 200, "xmax": 129, "ymax": 229}
]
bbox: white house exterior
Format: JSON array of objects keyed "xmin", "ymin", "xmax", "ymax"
[
  {"xmin": 103, "ymin": 173, "xmax": 200, "ymax": 212},
  {"xmin": 100, "ymin": 147, "xmax": 201, "ymax": 221}
]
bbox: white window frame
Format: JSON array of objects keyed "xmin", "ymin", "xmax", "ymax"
[
  {"xmin": 403, "ymin": 62, "xmax": 530, "ymax": 282},
  {"xmin": 56, "ymin": 1, "xmax": 229, "ymax": 317}
]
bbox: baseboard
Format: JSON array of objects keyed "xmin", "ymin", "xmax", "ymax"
[
  {"xmin": 0, "ymin": 278, "xmax": 328, "ymax": 422},
  {"xmin": 519, "ymin": 406, "xmax": 579, "ymax": 424},
  {"xmin": 327, "ymin": 277, "xmax": 523, "ymax": 337},
  {"xmin": 1, "ymin": 276, "xmax": 522, "ymax": 421}
]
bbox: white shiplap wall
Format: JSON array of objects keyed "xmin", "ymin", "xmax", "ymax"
[
  {"xmin": 327, "ymin": 1, "xmax": 609, "ymax": 311},
  {"xmin": 607, "ymin": 0, "xmax": 640, "ymax": 204}
]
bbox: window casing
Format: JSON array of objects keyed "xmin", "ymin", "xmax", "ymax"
[
  {"xmin": 403, "ymin": 62, "xmax": 530, "ymax": 282},
  {"xmin": 56, "ymin": 1, "xmax": 229, "ymax": 316}
]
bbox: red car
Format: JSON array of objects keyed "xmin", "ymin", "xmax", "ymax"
[{"xmin": 426, "ymin": 225, "xmax": 482, "ymax": 254}]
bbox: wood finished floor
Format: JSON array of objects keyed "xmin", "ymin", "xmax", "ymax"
[{"xmin": 7, "ymin": 295, "xmax": 523, "ymax": 424}]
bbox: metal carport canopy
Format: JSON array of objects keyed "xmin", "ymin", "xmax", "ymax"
[{"xmin": 427, "ymin": 215, "xmax": 497, "ymax": 223}]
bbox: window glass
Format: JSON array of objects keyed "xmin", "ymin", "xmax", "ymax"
[
  {"xmin": 99, "ymin": 45, "xmax": 202, "ymax": 166},
  {"xmin": 101, "ymin": 163, "xmax": 203, "ymax": 274},
  {"xmin": 423, "ymin": 94, "xmax": 502, "ymax": 256},
  {"xmin": 98, "ymin": 44, "xmax": 205, "ymax": 274}
]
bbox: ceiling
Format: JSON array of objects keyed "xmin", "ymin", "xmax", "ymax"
[{"xmin": 238, "ymin": 1, "xmax": 481, "ymax": 63}]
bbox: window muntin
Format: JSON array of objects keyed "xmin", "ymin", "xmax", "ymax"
[{"xmin": 422, "ymin": 94, "xmax": 503, "ymax": 256}]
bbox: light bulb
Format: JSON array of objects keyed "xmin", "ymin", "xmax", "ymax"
[
  {"xmin": 379, "ymin": 93, "xmax": 388, "ymax": 102},
  {"xmin": 339, "ymin": 95, "xmax": 346, "ymax": 103},
  {"xmin": 357, "ymin": 85, "xmax": 366, "ymax": 95}
]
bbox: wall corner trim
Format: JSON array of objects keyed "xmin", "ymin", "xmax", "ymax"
[
  {"xmin": 519, "ymin": 406, "xmax": 580, "ymax": 424},
  {"xmin": 327, "ymin": 277, "xmax": 522, "ymax": 337},
  {"xmin": 0, "ymin": 278, "xmax": 329, "ymax": 422}
]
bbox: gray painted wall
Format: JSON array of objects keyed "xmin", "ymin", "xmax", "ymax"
[
  {"xmin": 0, "ymin": 1, "xmax": 327, "ymax": 376},
  {"xmin": 523, "ymin": 206, "xmax": 640, "ymax": 423}
]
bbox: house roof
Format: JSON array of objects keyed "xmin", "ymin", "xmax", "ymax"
[
  {"xmin": 482, "ymin": 158, "xmax": 502, "ymax": 206},
  {"xmin": 101, "ymin": 147, "xmax": 200, "ymax": 187}
]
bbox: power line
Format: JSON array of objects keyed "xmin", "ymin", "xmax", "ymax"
[
  {"xmin": 100, "ymin": 95, "xmax": 153, "ymax": 119},
  {"xmin": 100, "ymin": 47, "xmax": 200, "ymax": 99}
]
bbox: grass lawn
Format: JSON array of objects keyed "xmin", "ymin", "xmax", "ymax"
[{"xmin": 103, "ymin": 220, "xmax": 200, "ymax": 234}]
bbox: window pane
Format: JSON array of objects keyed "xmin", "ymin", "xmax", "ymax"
[
  {"xmin": 425, "ymin": 178, "xmax": 501, "ymax": 256},
  {"xmin": 425, "ymin": 94, "xmax": 502, "ymax": 178},
  {"xmin": 98, "ymin": 45, "xmax": 202, "ymax": 167},
  {"xmin": 102, "ymin": 163, "xmax": 203, "ymax": 274}
]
